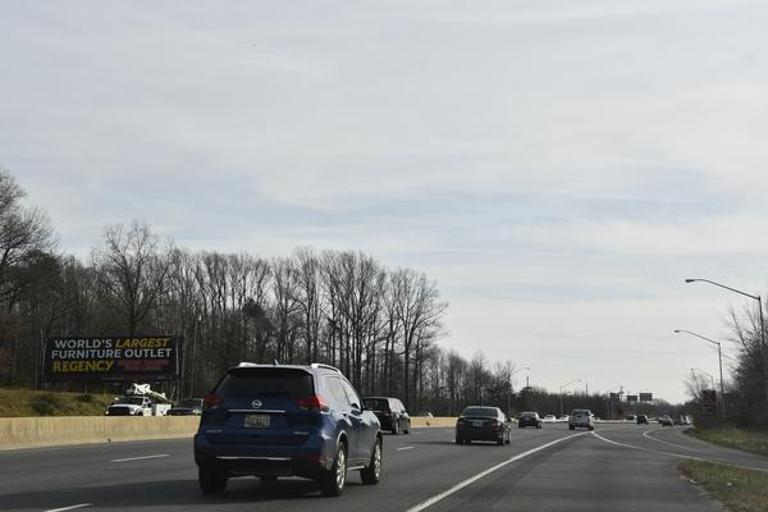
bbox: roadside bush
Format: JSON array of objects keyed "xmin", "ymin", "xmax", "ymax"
[{"xmin": 31, "ymin": 393, "xmax": 65, "ymax": 416}]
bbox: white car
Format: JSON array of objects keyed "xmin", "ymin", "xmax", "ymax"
[
  {"xmin": 568, "ymin": 409, "xmax": 595, "ymax": 431},
  {"xmin": 542, "ymin": 414, "xmax": 557, "ymax": 423}
]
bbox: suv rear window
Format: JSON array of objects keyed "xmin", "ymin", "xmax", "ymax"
[
  {"xmin": 363, "ymin": 398, "xmax": 389, "ymax": 411},
  {"xmin": 216, "ymin": 368, "xmax": 313, "ymax": 398}
]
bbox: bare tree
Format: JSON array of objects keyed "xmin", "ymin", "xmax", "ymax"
[{"xmin": 92, "ymin": 222, "xmax": 170, "ymax": 335}]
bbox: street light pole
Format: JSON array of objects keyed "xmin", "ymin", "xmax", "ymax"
[
  {"xmin": 691, "ymin": 367, "xmax": 716, "ymax": 389},
  {"xmin": 674, "ymin": 329, "xmax": 726, "ymax": 419},
  {"xmin": 686, "ymin": 277, "xmax": 766, "ymax": 410},
  {"xmin": 507, "ymin": 366, "xmax": 530, "ymax": 416},
  {"xmin": 559, "ymin": 379, "xmax": 581, "ymax": 416},
  {"xmin": 685, "ymin": 278, "xmax": 766, "ymax": 352}
]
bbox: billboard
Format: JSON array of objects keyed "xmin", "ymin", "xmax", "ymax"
[
  {"xmin": 43, "ymin": 336, "xmax": 181, "ymax": 382},
  {"xmin": 626, "ymin": 395, "xmax": 638, "ymax": 402},
  {"xmin": 639, "ymin": 392, "xmax": 653, "ymax": 402}
]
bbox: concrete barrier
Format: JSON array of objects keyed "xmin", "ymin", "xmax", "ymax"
[
  {"xmin": 411, "ymin": 417, "xmax": 456, "ymax": 428},
  {"xmin": 0, "ymin": 416, "xmax": 200, "ymax": 451},
  {"xmin": 0, "ymin": 415, "xmax": 458, "ymax": 451}
]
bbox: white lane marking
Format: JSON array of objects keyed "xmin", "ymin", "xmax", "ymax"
[
  {"xmin": 591, "ymin": 431, "xmax": 768, "ymax": 473},
  {"xmin": 397, "ymin": 446, "xmax": 415, "ymax": 451},
  {"xmin": 642, "ymin": 428, "xmax": 701, "ymax": 452},
  {"xmin": 111, "ymin": 454, "xmax": 169, "ymax": 463},
  {"xmin": 406, "ymin": 432, "xmax": 586, "ymax": 512},
  {"xmin": 45, "ymin": 504, "xmax": 93, "ymax": 512}
]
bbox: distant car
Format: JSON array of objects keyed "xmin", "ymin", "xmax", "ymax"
[
  {"xmin": 362, "ymin": 396, "xmax": 411, "ymax": 435},
  {"xmin": 194, "ymin": 363, "xmax": 382, "ymax": 497},
  {"xmin": 558, "ymin": 415, "xmax": 570, "ymax": 423},
  {"xmin": 518, "ymin": 411, "xmax": 543, "ymax": 429},
  {"xmin": 625, "ymin": 415, "xmax": 636, "ymax": 422},
  {"xmin": 168, "ymin": 398, "xmax": 204, "ymax": 416},
  {"xmin": 660, "ymin": 415, "xmax": 674, "ymax": 427},
  {"xmin": 636, "ymin": 415, "xmax": 649, "ymax": 425},
  {"xmin": 569, "ymin": 409, "xmax": 594, "ymax": 431},
  {"xmin": 542, "ymin": 414, "xmax": 557, "ymax": 423},
  {"xmin": 455, "ymin": 406, "xmax": 512, "ymax": 445}
]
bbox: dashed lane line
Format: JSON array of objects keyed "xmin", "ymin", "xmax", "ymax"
[
  {"xmin": 44, "ymin": 504, "xmax": 93, "ymax": 512},
  {"xmin": 111, "ymin": 454, "xmax": 170, "ymax": 463}
]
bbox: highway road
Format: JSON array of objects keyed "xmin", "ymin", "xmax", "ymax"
[{"xmin": 2, "ymin": 423, "xmax": 763, "ymax": 512}]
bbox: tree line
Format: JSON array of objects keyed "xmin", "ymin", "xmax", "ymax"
[
  {"xmin": 0, "ymin": 168, "xmax": 515, "ymax": 414},
  {"xmin": 0, "ymin": 168, "xmax": 683, "ymax": 416}
]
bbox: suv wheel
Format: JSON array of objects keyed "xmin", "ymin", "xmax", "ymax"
[
  {"xmin": 569, "ymin": 425, "xmax": 575, "ymax": 430},
  {"xmin": 588, "ymin": 425, "xmax": 595, "ymax": 431},
  {"xmin": 319, "ymin": 442, "xmax": 347, "ymax": 497},
  {"xmin": 404, "ymin": 420, "xmax": 411, "ymax": 435},
  {"xmin": 392, "ymin": 419, "xmax": 400, "ymax": 435},
  {"xmin": 361, "ymin": 438, "xmax": 382, "ymax": 485},
  {"xmin": 199, "ymin": 465, "xmax": 228, "ymax": 495},
  {"xmin": 455, "ymin": 434, "xmax": 462, "ymax": 444}
]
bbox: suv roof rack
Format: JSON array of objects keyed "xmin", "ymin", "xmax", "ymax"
[
  {"xmin": 237, "ymin": 362, "xmax": 259, "ymax": 367},
  {"xmin": 310, "ymin": 363, "xmax": 341, "ymax": 373}
]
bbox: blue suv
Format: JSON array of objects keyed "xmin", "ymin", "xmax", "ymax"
[{"xmin": 194, "ymin": 363, "xmax": 382, "ymax": 496}]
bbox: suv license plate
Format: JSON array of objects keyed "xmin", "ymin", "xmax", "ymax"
[
  {"xmin": 472, "ymin": 420, "xmax": 483, "ymax": 427},
  {"xmin": 245, "ymin": 414, "xmax": 270, "ymax": 428}
]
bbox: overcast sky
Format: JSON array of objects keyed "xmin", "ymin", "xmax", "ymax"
[{"xmin": 3, "ymin": 0, "xmax": 768, "ymax": 403}]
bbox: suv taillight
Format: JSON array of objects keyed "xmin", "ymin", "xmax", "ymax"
[
  {"xmin": 297, "ymin": 395, "xmax": 330, "ymax": 413},
  {"xmin": 203, "ymin": 392, "xmax": 223, "ymax": 411}
]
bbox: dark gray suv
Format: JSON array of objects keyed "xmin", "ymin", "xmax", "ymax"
[{"xmin": 194, "ymin": 363, "xmax": 383, "ymax": 497}]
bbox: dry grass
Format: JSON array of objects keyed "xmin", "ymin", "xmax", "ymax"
[
  {"xmin": 690, "ymin": 427, "xmax": 768, "ymax": 458},
  {"xmin": 0, "ymin": 388, "xmax": 112, "ymax": 416},
  {"xmin": 679, "ymin": 459, "xmax": 768, "ymax": 512}
]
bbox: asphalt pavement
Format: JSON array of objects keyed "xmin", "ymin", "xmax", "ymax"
[{"xmin": 1, "ymin": 422, "xmax": 753, "ymax": 512}]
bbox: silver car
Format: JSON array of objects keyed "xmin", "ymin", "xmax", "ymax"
[{"xmin": 568, "ymin": 409, "xmax": 595, "ymax": 431}]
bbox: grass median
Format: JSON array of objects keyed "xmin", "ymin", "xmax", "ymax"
[
  {"xmin": 689, "ymin": 427, "xmax": 768, "ymax": 458},
  {"xmin": 679, "ymin": 459, "xmax": 768, "ymax": 512}
]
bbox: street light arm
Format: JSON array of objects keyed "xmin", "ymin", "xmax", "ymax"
[
  {"xmin": 685, "ymin": 278, "xmax": 761, "ymax": 301},
  {"xmin": 559, "ymin": 378, "xmax": 581, "ymax": 391},
  {"xmin": 673, "ymin": 329, "xmax": 720, "ymax": 348},
  {"xmin": 509, "ymin": 366, "xmax": 531, "ymax": 378}
]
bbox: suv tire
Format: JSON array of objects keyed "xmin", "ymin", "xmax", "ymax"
[
  {"xmin": 588, "ymin": 425, "xmax": 595, "ymax": 431},
  {"xmin": 199, "ymin": 466, "xmax": 228, "ymax": 494},
  {"xmin": 392, "ymin": 419, "xmax": 400, "ymax": 435},
  {"xmin": 404, "ymin": 420, "xmax": 410, "ymax": 435},
  {"xmin": 319, "ymin": 442, "xmax": 347, "ymax": 497},
  {"xmin": 361, "ymin": 438, "xmax": 382, "ymax": 485}
]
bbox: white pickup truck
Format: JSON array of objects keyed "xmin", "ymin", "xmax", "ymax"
[{"xmin": 105, "ymin": 395, "xmax": 171, "ymax": 416}]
